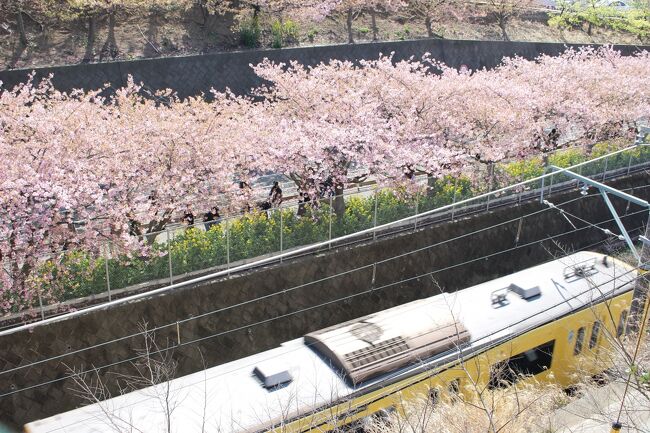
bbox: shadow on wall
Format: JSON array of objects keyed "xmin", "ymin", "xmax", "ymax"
[{"xmin": 0, "ymin": 38, "xmax": 648, "ymax": 99}]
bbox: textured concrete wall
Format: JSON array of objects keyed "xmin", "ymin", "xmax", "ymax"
[
  {"xmin": 0, "ymin": 39, "xmax": 648, "ymax": 98},
  {"xmin": 1, "ymin": 173, "xmax": 648, "ymax": 427}
]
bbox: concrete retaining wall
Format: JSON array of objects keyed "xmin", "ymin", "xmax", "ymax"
[
  {"xmin": 1, "ymin": 39, "xmax": 648, "ymax": 98},
  {"xmin": 1, "ymin": 173, "xmax": 648, "ymax": 427}
]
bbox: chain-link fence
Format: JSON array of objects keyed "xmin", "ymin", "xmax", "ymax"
[{"xmin": 2, "ymin": 142, "xmax": 649, "ymax": 326}]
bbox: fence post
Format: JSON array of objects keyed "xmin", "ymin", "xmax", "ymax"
[
  {"xmin": 627, "ymin": 152, "xmax": 633, "ymax": 175},
  {"xmin": 486, "ymin": 163, "xmax": 494, "ymax": 211},
  {"xmin": 602, "ymin": 154, "xmax": 609, "ymax": 181},
  {"xmin": 279, "ymin": 208, "xmax": 283, "ymax": 263},
  {"xmin": 373, "ymin": 187, "xmax": 379, "ymax": 240},
  {"xmin": 451, "ymin": 183, "xmax": 458, "ymax": 221},
  {"xmin": 328, "ymin": 195, "xmax": 333, "ymax": 249},
  {"xmin": 414, "ymin": 192, "xmax": 419, "ymax": 230},
  {"xmin": 166, "ymin": 228, "xmax": 173, "ymax": 285},
  {"xmin": 104, "ymin": 243, "xmax": 112, "ymax": 302},
  {"xmin": 226, "ymin": 219, "xmax": 231, "ymax": 274},
  {"xmin": 37, "ymin": 289, "xmax": 45, "ymax": 321}
]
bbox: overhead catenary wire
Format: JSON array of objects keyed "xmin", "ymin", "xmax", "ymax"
[
  {"xmin": 1, "ymin": 210, "xmax": 645, "ymax": 400},
  {"xmin": 0, "ymin": 144, "xmax": 638, "ymax": 336},
  {"xmin": 0, "ymin": 183, "xmax": 645, "ymax": 379},
  {"xmin": 0, "ymin": 158, "xmax": 645, "ymax": 335},
  {"xmin": 544, "ymin": 199, "xmax": 640, "ymax": 240},
  {"xmin": 0, "ymin": 144, "xmax": 640, "ymax": 339},
  {"xmin": 24, "ymin": 244, "xmax": 645, "ymax": 433},
  {"xmin": 1, "ymin": 184, "xmax": 647, "ymax": 384}
]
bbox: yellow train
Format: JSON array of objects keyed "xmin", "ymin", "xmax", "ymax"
[{"xmin": 25, "ymin": 251, "xmax": 646, "ymax": 433}]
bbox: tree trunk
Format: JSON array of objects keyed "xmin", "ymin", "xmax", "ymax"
[
  {"xmin": 333, "ymin": 183, "xmax": 345, "ymax": 218},
  {"xmin": 346, "ymin": 8, "xmax": 354, "ymax": 44},
  {"xmin": 487, "ymin": 162, "xmax": 496, "ymax": 192},
  {"xmin": 370, "ymin": 9, "xmax": 378, "ymax": 41},
  {"xmin": 498, "ymin": 18, "xmax": 509, "ymax": 41},
  {"xmin": 628, "ymin": 221, "xmax": 650, "ymax": 333},
  {"xmin": 425, "ymin": 16, "xmax": 433, "ymax": 38},
  {"xmin": 426, "ymin": 175, "xmax": 437, "ymax": 198},
  {"xmin": 83, "ymin": 16, "xmax": 96, "ymax": 63},
  {"xmin": 199, "ymin": 3, "xmax": 209, "ymax": 26},
  {"xmin": 425, "ymin": 16, "xmax": 443, "ymax": 39},
  {"xmin": 101, "ymin": 10, "xmax": 118, "ymax": 61},
  {"xmin": 17, "ymin": 10, "xmax": 28, "ymax": 46}
]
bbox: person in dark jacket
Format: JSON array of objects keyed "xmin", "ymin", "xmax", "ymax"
[{"xmin": 269, "ymin": 181, "xmax": 283, "ymax": 207}]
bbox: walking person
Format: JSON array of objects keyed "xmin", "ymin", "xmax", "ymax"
[
  {"xmin": 297, "ymin": 192, "xmax": 307, "ymax": 217},
  {"xmin": 239, "ymin": 181, "xmax": 252, "ymax": 214},
  {"xmin": 269, "ymin": 181, "xmax": 283, "ymax": 207},
  {"xmin": 183, "ymin": 209, "xmax": 195, "ymax": 227},
  {"xmin": 203, "ymin": 206, "xmax": 221, "ymax": 231}
]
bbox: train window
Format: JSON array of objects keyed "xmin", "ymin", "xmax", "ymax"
[
  {"xmin": 574, "ymin": 327, "xmax": 585, "ymax": 355},
  {"xmin": 617, "ymin": 310, "xmax": 628, "ymax": 338},
  {"xmin": 488, "ymin": 340, "xmax": 555, "ymax": 389},
  {"xmin": 448, "ymin": 378, "xmax": 460, "ymax": 397},
  {"xmin": 589, "ymin": 321, "xmax": 601, "ymax": 349},
  {"xmin": 428, "ymin": 387, "xmax": 440, "ymax": 406}
]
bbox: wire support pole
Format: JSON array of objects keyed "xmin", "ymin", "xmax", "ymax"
[
  {"xmin": 614, "ymin": 285, "xmax": 650, "ymax": 428},
  {"xmin": 600, "ymin": 190, "xmax": 641, "ymax": 263},
  {"xmin": 549, "ymin": 165, "xmax": 650, "ymax": 208}
]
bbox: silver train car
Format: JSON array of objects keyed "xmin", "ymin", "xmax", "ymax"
[{"xmin": 24, "ymin": 251, "xmax": 642, "ymax": 433}]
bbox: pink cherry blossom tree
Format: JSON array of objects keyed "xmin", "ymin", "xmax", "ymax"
[
  {"xmin": 1, "ymin": 46, "xmax": 648, "ymax": 313},
  {"xmin": 0, "ymin": 76, "xmax": 253, "ymax": 311},
  {"xmin": 249, "ymin": 46, "xmax": 648, "ymax": 209}
]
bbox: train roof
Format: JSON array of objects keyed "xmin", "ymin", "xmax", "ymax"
[{"xmin": 25, "ymin": 251, "xmax": 637, "ymax": 433}]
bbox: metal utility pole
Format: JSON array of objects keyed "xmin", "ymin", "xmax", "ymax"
[
  {"xmin": 547, "ymin": 127, "xmax": 650, "ymax": 330},
  {"xmin": 628, "ymin": 216, "xmax": 650, "ymax": 333},
  {"xmin": 629, "ymin": 127, "xmax": 650, "ymax": 331}
]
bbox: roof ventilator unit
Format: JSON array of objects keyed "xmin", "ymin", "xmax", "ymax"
[
  {"xmin": 305, "ymin": 301, "xmax": 471, "ymax": 384},
  {"xmin": 508, "ymin": 283, "xmax": 541, "ymax": 300},
  {"xmin": 563, "ymin": 258, "xmax": 598, "ymax": 281},
  {"xmin": 491, "ymin": 288, "xmax": 509, "ymax": 306},
  {"xmin": 253, "ymin": 364, "xmax": 293, "ymax": 389}
]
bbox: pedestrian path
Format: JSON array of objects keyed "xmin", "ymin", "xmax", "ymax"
[{"xmin": 551, "ymin": 382, "xmax": 650, "ymax": 432}]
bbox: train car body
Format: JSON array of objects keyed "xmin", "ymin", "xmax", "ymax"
[{"xmin": 24, "ymin": 252, "xmax": 646, "ymax": 433}]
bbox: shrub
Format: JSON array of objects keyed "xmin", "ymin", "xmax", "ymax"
[
  {"xmin": 334, "ymin": 195, "xmax": 375, "ymax": 236},
  {"xmin": 421, "ymin": 176, "xmax": 474, "ymax": 211},
  {"xmin": 395, "ymin": 26, "xmax": 412, "ymax": 40},
  {"xmin": 503, "ymin": 157, "xmax": 544, "ymax": 182},
  {"xmin": 271, "ymin": 19, "xmax": 299, "ymax": 48},
  {"xmin": 307, "ymin": 28, "xmax": 318, "ymax": 42},
  {"xmin": 239, "ymin": 17, "xmax": 261, "ymax": 48}
]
